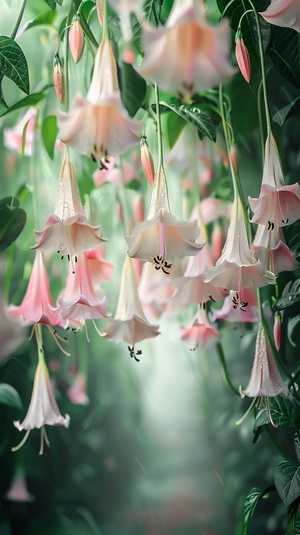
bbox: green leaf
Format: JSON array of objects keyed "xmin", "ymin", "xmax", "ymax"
[
  {"xmin": 41, "ymin": 115, "xmax": 58, "ymax": 160},
  {"xmin": 288, "ymin": 314, "xmax": 300, "ymax": 348},
  {"xmin": 275, "ymin": 461, "xmax": 300, "ymax": 507},
  {"xmin": 20, "ymin": 10, "xmax": 57, "ymax": 33},
  {"xmin": 254, "ymin": 397, "xmax": 300, "ymax": 432},
  {"xmin": 0, "ymin": 384, "xmax": 22, "ymax": 410},
  {"xmin": 166, "ymin": 112, "xmax": 186, "ymax": 148},
  {"xmin": 0, "ymin": 36, "xmax": 29, "ymax": 94},
  {"xmin": 273, "ymin": 97, "xmax": 300, "ymax": 127},
  {"xmin": 0, "ymin": 197, "xmax": 26, "ymax": 252},
  {"xmin": 0, "ymin": 88, "xmax": 49, "ymax": 117},
  {"xmin": 268, "ymin": 28, "xmax": 300, "ymax": 89},
  {"xmin": 79, "ymin": 2, "xmax": 98, "ymax": 48},
  {"xmin": 159, "ymin": 101, "xmax": 217, "ymax": 142},
  {"xmin": 275, "ymin": 280, "xmax": 300, "ymax": 311},
  {"xmin": 44, "ymin": 0, "xmax": 57, "ymax": 9},
  {"xmin": 243, "ymin": 487, "xmax": 264, "ymax": 535},
  {"xmin": 119, "ymin": 62, "xmax": 147, "ymax": 117}
]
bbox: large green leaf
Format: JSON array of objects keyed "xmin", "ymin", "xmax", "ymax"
[
  {"xmin": 159, "ymin": 101, "xmax": 217, "ymax": 142},
  {"xmin": 119, "ymin": 62, "xmax": 147, "ymax": 117},
  {"xmin": 0, "ymin": 383, "xmax": 22, "ymax": 410},
  {"xmin": 243, "ymin": 487, "xmax": 264, "ymax": 535},
  {"xmin": 44, "ymin": 0, "xmax": 57, "ymax": 9},
  {"xmin": 274, "ymin": 280, "xmax": 300, "ymax": 311},
  {"xmin": 0, "ymin": 36, "xmax": 29, "ymax": 94},
  {"xmin": 0, "ymin": 196, "xmax": 26, "ymax": 252},
  {"xmin": 275, "ymin": 461, "xmax": 300, "ymax": 507},
  {"xmin": 268, "ymin": 27, "xmax": 300, "ymax": 89},
  {"xmin": 0, "ymin": 87, "xmax": 49, "ymax": 117},
  {"xmin": 79, "ymin": 1, "xmax": 98, "ymax": 48},
  {"xmin": 288, "ymin": 314, "xmax": 300, "ymax": 348},
  {"xmin": 42, "ymin": 115, "xmax": 59, "ymax": 160},
  {"xmin": 254, "ymin": 396, "xmax": 300, "ymax": 432},
  {"xmin": 21, "ymin": 10, "xmax": 57, "ymax": 33}
]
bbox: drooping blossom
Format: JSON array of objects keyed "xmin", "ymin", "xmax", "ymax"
[
  {"xmin": 138, "ymin": 0, "xmax": 236, "ymax": 98},
  {"xmin": 32, "ymin": 153, "xmax": 106, "ymax": 271},
  {"xmin": 180, "ymin": 305, "xmax": 220, "ymax": 351},
  {"xmin": 85, "ymin": 246, "xmax": 114, "ymax": 287},
  {"xmin": 69, "ymin": 15, "xmax": 85, "ymax": 63},
  {"xmin": 67, "ymin": 372, "xmax": 89, "ymax": 405},
  {"xmin": 126, "ymin": 165, "xmax": 203, "ymax": 267},
  {"xmin": 251, "ymin": 223, "xmax": 298, "ymax": 274},
  {"xmin": 249, "ymin": 132, "xmax": 300, "ymax": 228},
  {"xmin": 7, "ymin": 251, "xmax": 65, "ymax": 328},
  {"xmin": 4, "ymin": 107, "xmax": 36, "ymax": 156},
  {"xmin": 93, "ymin": 155, "xmax": 139, "ymax": 187},
  {"xmin": 211, "ymin": 288, "xmax": 258, "ymax": 323},
  {"xmin": 13, "ymin": 354, "xmax": 70, "ymax": 455},
  {"xmin": 239, "ymin": 323, "xmax": 288, "ymax": 425},
  {"xmin": 58, "ymin": 36, "xmax": 141, "ymax": 160},
  {"xmin": 5, "ymin": 465, "xmax": 34, "ymax": 502},
  {"xmin": 204, "ymin": 195, "xmax": 276, "ymax": 297},
  {"xmin": 57, "ymin": 252, "xmax": 107, "ymax": 331},
  {"xmin": 102, "ymin": 255, "xmax": 160, "ymax": 345},
  {"xmin": 260, "ymin": 0, "xmax": 300, "ymax": 33}
]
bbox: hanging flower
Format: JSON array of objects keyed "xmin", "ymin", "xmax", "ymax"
[
  {"xmin": 58, "ymin": 36, "xmax": 141, "ymax": 160},
  {"xmin": 138, "ymin": 0, "xmax": 236, "ymax": 98},
  {"xmin": 249, "ymin": 132, "xmax": 300, "ymax": 228},
  {"xmin": 32, "ymin": 153, "xmax": 106, "ymax": 272},
  {"xmin": 4, "ymin": 107, "xmax": 36, "ymax": 157},
  {"xmin": 251, "ymin": 223, "xmax": 298, "ymax": 274},
  {"xmin": 102, "ymin": 256, "xmax": 160, "ymax": 345},
  {"xmin": 12, "ymin": 355, "xmax": 70, "ymax": 455},
  {"xmin": 211, "ymin": 289, "xmax": 258, "ymax": 323},
  {"xmin": 260, "ymin": 0, "xmax": 300, "ymax": 33},
  {"xmin": 93, "ymin": 155, "xmax": 139, "ymax": 187},
  {"xmin": 126, "ymin": 165, "xmax": 203, "ymax": 267},
  {"xmin": 235, "ymin": 34, "xmax": 251, "ymax": 83},
  {"xmin": 180, "ymin": 305, "xmax": 220, "ymax": 351},
  {"xmin": 203, "ymin": 195, "xmax": 276, "ymax": 298},
  {"xmin": 238, "ymin": 323, "xmax": 288, "ymax": 426},
  {"xmin": 7, "ymin": 251, "xmax": 65, "ymax": 328},
  {"xmin": 67, "ymin": 373, "xmax": 89, "ymax": 405}
]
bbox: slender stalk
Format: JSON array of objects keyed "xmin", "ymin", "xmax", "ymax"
[
  {"xmin": 102, "ymin": 0, "xmax": 109, "ymax": 39},
  {"xmin": 154, "ymin": 83, "xmax": 164, "ymax": 170},
  {"xmin": 216, "ymin": 342, "xmax": 240, "ymax": 396},
  {"xmin": 119, "ymin": 156, "xmax": 131, "ymax": 236},
  {"xmin": 190, "ymin": 129, "xmax": 208, "ymax": 242},
  {"xmin": 4, "ymin": 242, "xmax": 15, "ymax": 303},
  {"xmin": 10, "ymin": 0, "xmax": 27, "ymax": 39}
]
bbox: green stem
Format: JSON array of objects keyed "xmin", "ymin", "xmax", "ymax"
[
  {"xmin": 216, "ymin": 342, "xmax": 240, "ymax": 396},
  {"xmin": 246, "ymin": 0, "xmax": 272, "ymax": 133},
  {"xmin": 10, "ymin": 0, "xmax": 27, "ymax": 40},
  {"xmin": 4, "ymin": 242, "xmax": 15, "ymax": 303},
  {"xmin": 154, "ymin": 83, "xmax": 164, "ymax": 170},
  {"xmin": 102, "ymin": 0, "xmax": 109, "ymax": 39},
  {"xmin": 190, "ymin": 129, "xmax": 208, "ymax": 241},
  {"xmin": 35, "ymin": 324, "xmax": 46, "ymax": 366},
  {"xmin": 119, "ymin": 156, "xmax": 131, "ymax": 236}
]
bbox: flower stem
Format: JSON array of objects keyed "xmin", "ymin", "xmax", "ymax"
[
  {"xmin": 216, "ymin": 342, "xmax": 240, "ymax": 396},
  {"xmin": 102, "ymin": 0, "xmax": 109, "ymax": 39},
  {"xmin": 119, "ymin": 156, "xmax": 131, "ymax": 236},
  {"xmin": 154, "ymin": 83, "xmax": 164, "ymax": 171},
  {"xmin": 190, "ymin": 129, "xmax": 208, "ymax": 242},
  {"xmin": 10, "ymin": 0, "xmax": 27, "ymax": 39},
  {"xmin": 35, "ymin": 324, "xmax": 46, "ymax": 366}
]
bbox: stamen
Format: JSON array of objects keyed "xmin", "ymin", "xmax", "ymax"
[
  {"xmin": 47, "ymin": 326, "xmax": 71, "ymax": 357},
  {"xmin": 11, "ymin": 429, "xmax": 31, "ymax": 452},
  {"xmin": 39, "ymin": 426, "xmax": 50, "ymax": 455},
  {"xmin": 236, "ymin": 396, "xmax": 257, "ymax": 426}
]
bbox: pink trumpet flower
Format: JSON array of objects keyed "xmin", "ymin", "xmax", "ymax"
[
  {"xmin": 238, "ymin": 323, "xmax": 288, "ymax": 426},
  {"xmin": 7, "ymin": 251, "xmax": 65, "ymax": 328},
  {"xmin": 12, "ymin": 355, "xmax": 70, "ymax": 455},
  {"xmin": 211, "ymin": 289, "xmax": 258, "ymax": 323},
  {"xmin": 203, "ymin": 195, "xmax": 276, "ymax": 297},
  {"xmin": 102, "ymin": 256, "xmax": 160, "ymax": 345},
  {"xmin": 67, "ymin": 373, "xmax": 89, "ymax": 405},
  {"xmin": 126, "ymin": 165, "xmax": 203, "ymax": 267},
  {"xmin": 251, "ymin": 223, "xmax": 298, "ymax": 274},
  {"xmin": 180, "ymin": 306, "xmax": 220, "ymax": 351},
  {"xmin": 138, "ymin": 0, "xmax": 235, "ymax": 98},
  {"xmin": 260, "ymin": 0, "xmax": 300, "ymax": 33},
  {"xmin": 4, "ymin": 107, "xmax": 36, "ymax": 156},
  {"xmin": 249, "ymin": 132, "xmax": 300, "ymax": 228},
  {"xmin": 93, "ymin": 155, "xmax": 139, "ymax": 187},
  {"xmin": 31, "ymin": 153, "xmax": 106, "ymax": 272},
  {"xmin": 58, "ymin": 36, "xmax": 141, "ymax": 160}
]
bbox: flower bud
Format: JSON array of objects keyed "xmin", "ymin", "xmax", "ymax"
[
  {"xmin": 273, "ymin": 312, "xmax": 281, "ymax": 351},
  {"xmin": 69, "ymin": 15, "xmax": 84, "ymax": 63},
  {"xmin": 141, "ymin": 140, "xmax": 155, "ymax": 185},
  {"xmin": 235, "ymin": 33, "xmax": 251, "ymax": 83},
  {"xmin": 53, "ymin": 54, "xmax": 65, "ymax": 104}
]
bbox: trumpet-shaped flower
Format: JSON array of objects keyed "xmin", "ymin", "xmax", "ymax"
[
  {"xmin": 260, "ymin": 0, "xmax": 300, "ymax": 33},
  {"xmin": 58, "ymin": 37, "xmax": 141, "ymax": 160},
  {"xmin": 203, "ymin": 195, "xmax": 276, "ymax": 294},
  {"xmin": 102, "ymin": 256, "xmax": 160, "ymax": 345},
  {"xmin": 8, "ymin": 251, "xmax": 65, "ymax": 328},
  {"xmin": 4, "ymin": 107, "xmax": 36, "ymax": 156},
  {"xmin": 126, "ymin": 165, "xmax": 203, "ymax": 267},
  {"xmin": 180, "ymin": 306, "xmax": 220, "ymax": 350},
  {"xmin": 67, "ymin": 373, "xmax": 89, "ymax": 405},
  {"xmin": 249, "ymin": 132, "xmax": 300, "ymax": 228},
  {"xmin": 252, "ymin": 223, "xmax": 298, "ymax": 274},
  {"xmin": 93, "ymin": 155, "xmax": 139, "ymax": 187},
  {"xmin": 13, "ymin": 356, "xmax": 70, "ymax": 455},
  {"xmin": 32, "ymin": 154, "xmax": 106, "ymax": 271},
  {"xmin": 138, "ymin": 0, "xmax": 236, "ymax": 97},
  {"xmin": 211, "ymin": 289, "xmax": 258, "ymax": 323},
  {"xmin": 240, "ymin": 323, "xmax": 288, "ymax": 399}
]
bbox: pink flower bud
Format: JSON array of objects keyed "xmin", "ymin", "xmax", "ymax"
[
  {"xmin": 53, "ymin": 55, "xmax": 65, "ymax": 104},
  {"xmin": 69, "ymin": 16, "xmax": 84, "ymax": 63},
  {"xmin": 273, "ymin": 312, "xmax": 281, "ymax": 351},
  {"xmin": 235, "ymin": 36, "xmax": 251, "ymax": 83},
  {"xmin": 141, "ymin": 141, "xmax": 155, "ymax": 185}
]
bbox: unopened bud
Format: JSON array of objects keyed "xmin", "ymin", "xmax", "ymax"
[
  {"xmin": 235, "ymin": 32, "xmax": 251, "ymax": 83},
  {"xmin": 53, "ymin": 54, "xmax": 65, "ymax": 104},
  {"xmin": 141, "ymin": 140, "xmax": 155, "ymax": 186},
  {"xmin": 273, "ymin": 312, "xmax": 281, "ymax": 351},
  {"xmin": 69, "ymin": 15, "xmax": 84, "ymax": 63}
]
